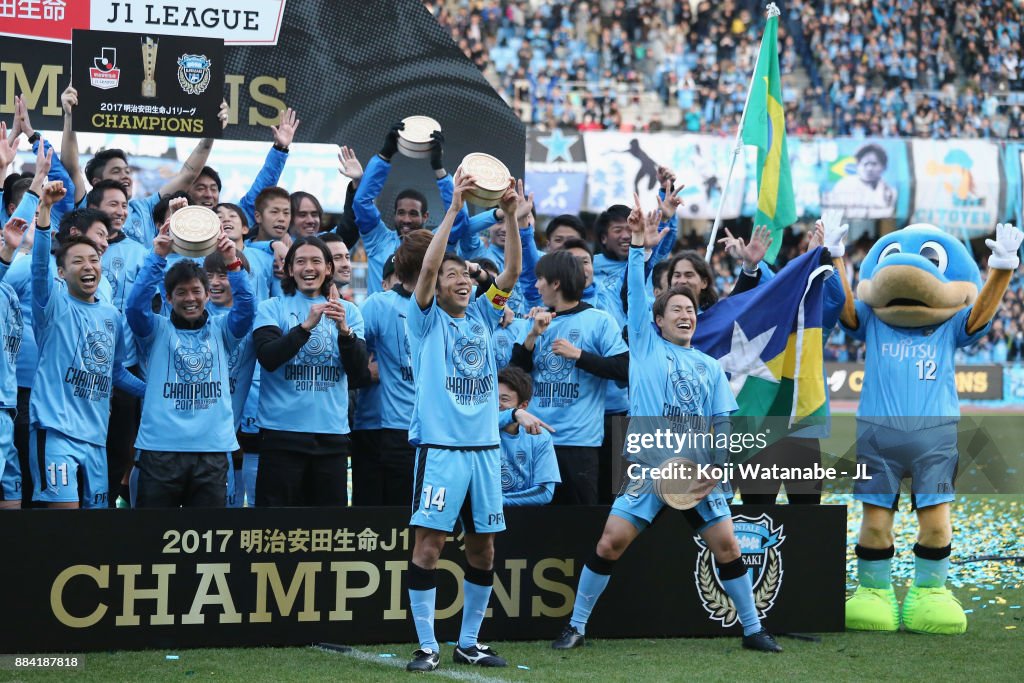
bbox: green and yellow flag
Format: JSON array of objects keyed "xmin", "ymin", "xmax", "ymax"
[{"xmin": 741, "ymin": 10, "xmax": 796, "ymax": 264}]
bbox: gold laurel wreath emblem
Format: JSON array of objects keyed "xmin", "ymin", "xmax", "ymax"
[
  {"xmin": 754, "ymin": 549, "xmax": 782, "ymax": 611},
  {"xmin": 696, "ymin": 547, "xmax": 783, "ymax": 625},
  {"xmin": 697, "ymin": 550, "xmax": 738, "ymax": 626},
  {"xmin": 178, "ymin": 67, "xmax": 211, "ymax": 95}
]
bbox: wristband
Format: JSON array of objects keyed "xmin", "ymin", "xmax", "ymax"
[
  {"xmin": 511, "ymin": 408, "xmax": 519, "ymax": 424},
  {"xmin": 226, "ymin": 259, "xmax": 243, "ymax": 272},
  {"xmin": 272, "ymin": 143, "xmax": 289, "ymax": 153},
  {"xmin": 0, "ymin": 254, "xmax": 11, "ymax": 266},
  {"xmin": 28, "ymin": 132, "xmax": 41, "ymax": 145}
]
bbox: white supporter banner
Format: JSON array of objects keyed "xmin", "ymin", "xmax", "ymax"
[
  {"xmin": 93, "ymin": 0, "xmax": 287, "ymax": 45},
  {"xmin": 910, "ymin": 139, "xmax": 1002, "ymax": 233},
  {"xmin": 582, "ymin": 132, "xmax": 746, "ymax": 219},
  {"xmin": 2, "ymin": 0, "xmax": 287, "ymax": 44}
]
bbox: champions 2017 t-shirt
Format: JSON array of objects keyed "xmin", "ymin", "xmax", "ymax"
[{"xmin": 255, "ymin": 294, "xmax": 364, "ymax": 435}]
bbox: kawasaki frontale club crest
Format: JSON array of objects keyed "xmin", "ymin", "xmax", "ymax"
[
  {"xmin": 694, "ymin": 514, "xmax": 785, "ymax": 627},
  {"xmin": 177, "ymin": 54, "xmax": 212, "ymax": 95}
]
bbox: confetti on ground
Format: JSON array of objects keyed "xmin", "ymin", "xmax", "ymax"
[
  {"xmin": 518, "ymin": 665, "xmax": 531, "ymax": 670},
  {"xmin": 833, "ymin": 494, "xmax": 1024, "ymax": 588},
  {"xmin": 378, "ymin": 653, "xmax": 395, "ymax": 658},
  {"xmin": 166, "ymin": 655, "xmax": 179, "ymax": 660}
]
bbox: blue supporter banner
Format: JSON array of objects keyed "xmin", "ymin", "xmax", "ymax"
[{"xmin": 526, "ymin": 169, "xmax": 586, "ymax": 216}]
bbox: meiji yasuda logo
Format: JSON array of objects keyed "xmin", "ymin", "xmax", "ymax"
[{"xmin": 90, "ymin": 47, "xmax": 120, "ymax": 90}]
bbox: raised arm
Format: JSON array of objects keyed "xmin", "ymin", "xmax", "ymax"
[
  {"xmin": 32, "ymin": 179, "xmax": 66, "ymax": 320},
  {"xmin": 414, "ymin": 168, "xmax": 476, "ymax": 309},
  {"xmin": 627, "ymin": 192, "xmax": 660, "ymax": 338},
  {"xmin": 494, "ymin": 180, "xmax": 522, "ymax": 293},
  {"xmin": 237, "ymin": 108, "xmax": 297, "ymax": 225},
  {"xmin": 160, "ymin": 137, "xmax": 215, "ymax": 197},
  {"xmin": 969, "ymin": 223, "xmax": 1024, "ymax": 334},
  {"xmin": 820, "ymin": 211, "xmax": 856, "ymax": 329},
  {"xmin": 353, "ymin": 124, "xmax": 403, "ymax": 234}
]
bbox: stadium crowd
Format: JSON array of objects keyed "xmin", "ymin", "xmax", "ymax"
[{"xmin": 428, "ymin": 0, "xmax": 1024, "ymax": 139}]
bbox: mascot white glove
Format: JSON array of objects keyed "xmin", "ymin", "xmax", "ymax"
[
  {"xmin": 820, "ymin": 208, "xmax": 849, "ymax": 258},
  {"xmin": 985, "ymin": 223, "xmax": 1023, "ymax": 270}
]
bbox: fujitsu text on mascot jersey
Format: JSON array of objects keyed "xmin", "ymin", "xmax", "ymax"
[{"xmin": 832, "ymin": 221, "xmax": 1022, "ymax": 635}]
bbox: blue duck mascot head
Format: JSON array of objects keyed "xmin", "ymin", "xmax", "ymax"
[{"xmin": 856, "ymin": 224, "xmax": 981, "ymax": 328}]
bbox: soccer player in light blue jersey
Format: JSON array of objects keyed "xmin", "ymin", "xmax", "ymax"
[
  {"xmin": 204, "ymin": 251, "xmax": 256, "ymax": 508},
  {"xmin": 216, "ymin": 203, "xmax": 276, "ymax": 303},
  {"xmin": 358, "ymin": 230, "xmax": 432, "ymax": 505},
  {"xmin": 353, "ymin": 124, "xmax": 496, "ymax": 295},
  {"xmin": 0, "ymin": 216, "xmax": 26, "ymax": 509},
  {"xmin": 496, "ymin": 367, "xmax": 559, "ymax": 506},
  {"xmin": 29, "ymin": 180, "xmax": 144, "ymax": 509},
  {"xmin": 129, "ymin": 203, "xmax": 254, "ymax": 507},
  {"xmin": 551, "ymin": 198, "xmax": 782, "ymax": 654},
  {"xmin": 253, "ymin": 236, "xmax": 368, "ymax": 506},
  {"xmin": 510, "ymin": 250, "xmax": 628, "ymax": 504},
  {"xmin": 87, "ymin": 179, "xmax": 148, "ymax": 506},
  {"xmin": 404, "ymin": 170, "xmax": 522, "ymax": 673}
]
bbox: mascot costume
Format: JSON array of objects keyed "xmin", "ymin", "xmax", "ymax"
[{"xmin": 825, "ymin": 218, "xmax": 1023, "ymax": 635}]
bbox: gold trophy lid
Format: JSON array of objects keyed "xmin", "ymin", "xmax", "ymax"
[
  {"xmin": 460, "ymin": 153, "xmax": 511, "ymax": 193},
  {"xmin": 170, "ymin": 205, "xmax": 220, "ymax": 246},
  {"xmin": 399, "ymin": 116, "xmax": 441, "ymax": 145}
]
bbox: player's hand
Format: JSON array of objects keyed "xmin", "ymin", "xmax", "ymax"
[
  {"xmin": 14, "ymin": 94, "xmax": 35, "ymax": 138},
  {"xmin": 301, "ymin": 303, "xmax": 328, "ymax": 332},
  {"xmin": 167, "ymin": 196, "xmax": 189, "ymax": 219},
  {"xmin": 806, "ymin": 220, "xmax": 825, "ymax": 252},
  {"xmin": 325, "ymin": 283, "xmax": 350, "ymax": 334},
  {"xmin": 530, "ymin": 309, "xmax": 555, "ymax": 336},
  {"xmin": 658, "ymin": 183, "xmax": 685, "ymax": 221},
  {"xmin": 820, "ymin": 208, "xmax": 848, "ymax": 258},
  {"xmin": 271, "ymin": 107, "xmax": 299, "ymax": 148},
  {"xmin": 271, "ymin": 240, "xmax": 289, "ymax": 279},
  {"xmin": 218, "ymin": 100, "xmax": 229, "ymax": 129},
  {"xmin": 743, "ymin": 225, "xmax": 772, "ymax": 269},
  {"xmin": 986, "ymin": 223, "xmax": 1023, "ymax": 271},
  {"xmin": 39, "ymin": 179, "xmax": 65, "ymax": 207},
  {"xmin": 33, "ymin": 141, "xmax": 52, "ymax": 182},
  {"xmin": 367, "ymin": 351, "xmax": 380, "ymax": 383},
  {"xmin": 513, "ymin": 178, "xmax": 534, "ymax": 222},
  {"xmin": 60, "ymin": 83, "xmax": 78, "ymax": 115},
  {"xmin": 500, "ymin": 306, "xmax": 515, "ymax": 328},
  {"xmin": 154, "ymin": 219, "xmax": 174, "ymax": 258},
  {"xmin": 0, "ymin": 122, "xmax": 18, "ymax": 170},
  {"xmin": 216, "ymin": 228, "xmax": 236, "ymax": 263},
  {"xmin": 514, "ymin": 409, "xmax": 555, "ymax": 435},
  {"xmin": 627, "ymin": 192, "xmax": 645, "ymax": 243},
  {"xmin": 2, "ymin": 216, "xmax": 29, "ymax": 257},
  {"xmin": 497, "ymin": 179, "xmax": 519, "ymax": 218},
  {"xmin": 449, "ymin": 166, "xmax": 475, "ymax": 215},
  {"xmin": 551, "ymin": 338, "xmax": 582, "ymax": 360},
  {"xmin": 429, "ymin": 130, "xmax": 445, "ymax": 171},
  {"xmin": 380, "ymin": 121, "xmax": 404, "ymax": 159},
  {"xmin": 338, "ymin": 145, "xmax": 364, "ymax": 185}
]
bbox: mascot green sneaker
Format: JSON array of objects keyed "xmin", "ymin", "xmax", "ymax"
[
  {"xmin": 901, "ymin": 586, "xmax": 967, "ymax": 635},
  {"xmin": 845, "ymin": 586, "xmax": 899, "ymax": 632}
]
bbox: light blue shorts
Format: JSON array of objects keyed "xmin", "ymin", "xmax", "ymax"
[
  {"xmin": 409, "ymin": 446, "xmax": 505, "ymax": 534},
  {"xmin": 30, "ymin": 427, "xmax": 108, "ymax": 508}
]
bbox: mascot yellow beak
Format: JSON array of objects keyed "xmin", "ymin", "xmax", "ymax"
[{"xmin": 857, "ymin": 265, "xmax": 978, "ymax": 328}]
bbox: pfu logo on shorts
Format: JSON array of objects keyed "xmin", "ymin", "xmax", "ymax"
[
  {"xmin": 177, "ymin": 54, "xmax": 212, "ymax": 95},
  {"xmin": 90, "ymin": 48, "xmax": 120, "ymax": 90},
  {"xmin": 694, "ymin": 514, "xmax": 785, "ymax": 627}
]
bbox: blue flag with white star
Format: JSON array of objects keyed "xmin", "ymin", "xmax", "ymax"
[{"xmin": 693, "ymin": 248, "xmax": 831, "ymax": 423}]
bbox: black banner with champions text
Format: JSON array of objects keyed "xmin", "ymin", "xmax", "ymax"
[
  {"xmin": 0, "ymin": 505, "xmax": 845, "ymax": 652},
  {"xmin": 1, "ymin": 0, "xmax": 524, "ymax": 224}
]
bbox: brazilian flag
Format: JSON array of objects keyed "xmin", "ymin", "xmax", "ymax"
[
  {"xmin": 693, "ymin": 249, "xmax": 830, "ymax": 451},
  {"xmin": 741, "ymin": 11, "xmax": 796, "ymax": 264}
]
